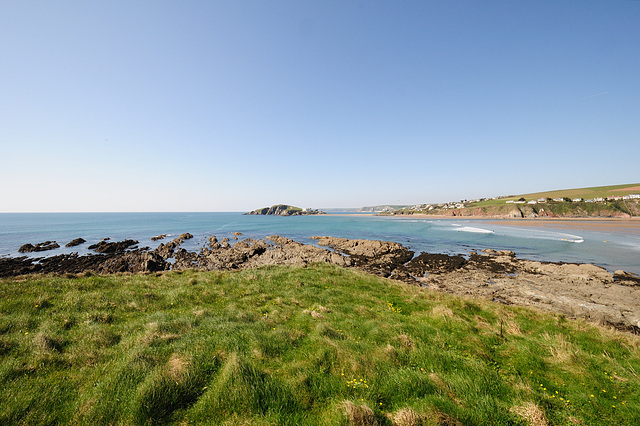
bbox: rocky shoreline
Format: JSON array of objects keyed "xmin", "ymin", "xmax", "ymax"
[{"xmin": 2, "ymin": 234, "xmax": 640, "ymax": 334}]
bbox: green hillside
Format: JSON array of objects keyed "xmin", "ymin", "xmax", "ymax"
[
  {"xmin": 473, "ymin": 183, "xmax": 640, "ymax": 207},
  {"xmin": 1, "ymin": 265, "xmax": 639, "ymax": 425}
]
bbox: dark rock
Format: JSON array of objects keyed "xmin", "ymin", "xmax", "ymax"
[
  {"xmin": 403, "ymin": 252, "xmax": 467, "ymax": 275},
  {"xmin": 96, "ymin": 251, "xmax": 168, "ymax": 274},
  {"xmin": 153, "ymin": 233, "xmax": 194, "ymax": 260},
  {"xmin": 467, "ymin": 252, "xmax": 518, "ymax": 274},
  {"xmin": 18, "ymin": 241, "xmax": 60, "ymax": 253},
  {"xmin": 65, "ymin": 238, "xmax": 86, "ymax": 248},
  {"xmin": 88, "ymin": 239, "xmax": 138, "ymax": 254},
  {"xmin": 311, "ymin": 236, "xmax": 413, "ymax": 277},
  {"xmin": 614, "ymin": 270, "xmax": 640, "ymax": 286},
  {"xmin": 151, "ymin": 234, "xmax": 167, "ymax": 241},
  {"xmin": 175, "ymin": 233, "xmax": 193, "ymax": 243},
  {"xmin": 0, "ymin": 256, "xmax": 42, "ymax": 277}
]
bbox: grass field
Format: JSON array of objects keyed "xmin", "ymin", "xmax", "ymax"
[
  {"xmin": 1, "ymin": 265, "xmax": 639, "ymax": 425},
  {"xmin": 469, "ymin": 183, "xmax": 640, "ymax": 208}
]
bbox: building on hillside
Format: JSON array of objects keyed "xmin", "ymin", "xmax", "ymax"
[
  {"xmin": 528, "ymin": 200, "xmax": 537, "ymax": 204},
  {"xmin": 572, "ymin": 198, "xmax": 583, "ymax": 202},
  {"xmin": 553, "ymin": 198, "xmax": 565, "ymax": 202},
  {"xmin": 623, "ymin": 194, "xmax": 640, "ymax": 200}
]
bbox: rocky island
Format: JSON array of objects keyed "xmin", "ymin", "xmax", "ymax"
[{"xmin": 244, "ymin": 204, "xmax": 326, "ymax": 216}]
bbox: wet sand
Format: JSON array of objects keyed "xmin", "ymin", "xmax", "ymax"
[
  {"xmin": 481, "ymin": 218, "xmax": 640, "ymax": 232},
  {"xmin": 383, "ymin": 214, "xmax": 640, "ymax": 232}
]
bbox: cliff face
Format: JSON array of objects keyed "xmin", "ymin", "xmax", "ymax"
[{"xmin": 244, "ymin": 204, "xmax": 325, "ymax": 216}]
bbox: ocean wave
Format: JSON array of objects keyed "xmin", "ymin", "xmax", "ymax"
[
  {"xmin": 559, "ymin": 234, "xmax": 584, "ymax": 243},
  {"xmin": 453, "ymin": 226, "xmax": 494, "ymax": 234},
  {"xmin": 490, "ymin": 225, "xmax": 584, "ymax": 243}
]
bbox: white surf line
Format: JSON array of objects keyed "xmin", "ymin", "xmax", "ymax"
[
  {"xmin": 454, "ymin": 226, "xmax": 495, "ymax": 234},
  {"xmin": 448, "ymin": 223, "xmax": 495, "ymax": 234},
  {"xmin": 489, "ymin": 224, "xmax": 584, "ymax": 243}
]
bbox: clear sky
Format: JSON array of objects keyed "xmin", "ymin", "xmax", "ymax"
[{"xmin": 2, "ymin": 1, "xmax": 639, "ymax": 212}]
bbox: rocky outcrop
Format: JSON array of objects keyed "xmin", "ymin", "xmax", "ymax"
[
  {"xmin": 0, "ymin": 251, "xmax": 169, "ymax": 277},
  {"xmin": 244, "ymin": 204, "xmax": 325, "ymax": 216},
  {"xmin": 18, "ymin": 241, "xmax": 60, "ymax": 253},
  {"xmin": 154, "ymin": 233, "xmax": 194, "ymax": 260},
  {"xmin": 311, "ymin": 236, "xmax": 413, "ymax": 277},
  {"xmin": 171, "ymin": 235, "xmax": 350, "ymax": 271},
  {"xmin": 403, "ymin": 250, "xmax": 640, "ymax": 333},
  {"xmin": 88, "ymin": 239, "xmax": 138, "ymax": 254},
  {"xmin": 65, "ymin": 238, "xmax": 86, "ymax": 248},
  {"xmin": 3, "ymin": 233, "xmax": 640, "ymax": 334},
  {"xmin": 151, "ymin": 234, "xmax": 167, "ymax": 241},
  {"xmin": 95, "ymin": 251, "xmax": 168, "ymax": 274}
]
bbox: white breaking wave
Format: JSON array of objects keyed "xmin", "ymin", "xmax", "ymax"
[
  {"xmin": 559, "ymin": 234, "xmax": 584, "ymax": 243},
  {"xmin": 453, "ymin": 226, "xmax": 494, "ymax": 234},
  {"xmin": 489, "ymin": 225, "xmax": 585, "ymax": 244}
]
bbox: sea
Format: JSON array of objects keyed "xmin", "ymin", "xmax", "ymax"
[{"xmin": 1, "ymin": 212, "xmax": 639, "ymax": 275}]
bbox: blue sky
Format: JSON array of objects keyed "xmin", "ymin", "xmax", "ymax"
[{"xmin": 2, "ymin": 1, "xmax": 639, "ymax": 212}]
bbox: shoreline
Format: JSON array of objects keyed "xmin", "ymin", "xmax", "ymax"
[
  {"xmin": 3, "ymin": 213, "xmax": 639, "ymax": 276},
  {"xmin": 2, "ymin": 234, "xmax": 639, "ymax": 334},
  {"xmin": 375, "ymin": 213, "xmax": 640, "ymax": 230},
  {"xmin": 380, "ymin": 213, "xmax": 640, "ymax": 221}
]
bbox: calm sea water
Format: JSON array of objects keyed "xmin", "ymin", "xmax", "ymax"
[{"xmin": 1, "ymin": 212, "xmax": 639, "ymax": 275}]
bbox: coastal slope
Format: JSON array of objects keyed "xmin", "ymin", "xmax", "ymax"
[{"xmin": 388, "ymin": 183, "xmax": 640, "ymax": 218}]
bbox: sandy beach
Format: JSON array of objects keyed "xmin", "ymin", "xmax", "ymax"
[
  {"xmin": 382, "ymin": 214, "xmax": 640, "ymax": 232},
  {"xmin": 482, "ymin": 218, "xmax": 640, "ymax": 232}
]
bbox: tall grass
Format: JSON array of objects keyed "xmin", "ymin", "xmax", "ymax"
[{"xmin": 1, "ymin": 265, "xmax": 639, "ymax": 424}]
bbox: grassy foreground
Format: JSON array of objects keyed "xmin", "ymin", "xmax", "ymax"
[{"xmin": 1, "ymin": 265, "xmax": 639, "ymax": 425}]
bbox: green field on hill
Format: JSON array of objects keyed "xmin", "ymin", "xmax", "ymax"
[
  {"xmin": 2, "ymin": 265, "xmax": 639, "ymax": 425},
  {"xmin": 470, "ymin": 183, "xmax": 640, "ymax": 208}
]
